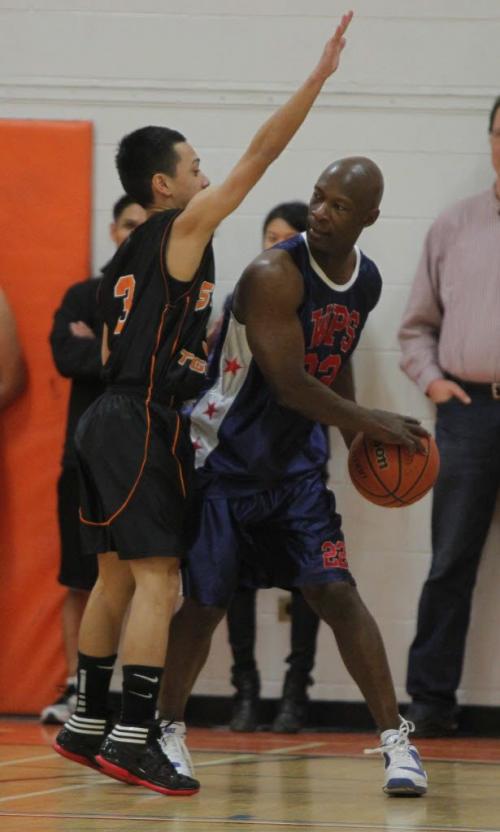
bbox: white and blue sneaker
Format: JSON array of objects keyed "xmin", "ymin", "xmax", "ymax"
[
  {"xmin": 158, "ymin": 720, "xmax": 195, "ymax": 778},
  {"xmin": 365, "ymin": 716, "xmax": 428, "ymax": 797}
]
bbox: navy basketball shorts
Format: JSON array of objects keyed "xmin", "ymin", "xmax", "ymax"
[
  {"xmin": 57, "ymin": 465, "xmax": 98, "ymax": 591},
  {"xmin": 75, "ymin": 392, "xmax": 194, "ymax": 560},
  {"xmin": 184, "ymin": 470, "xmax": 355, "ymax": 608}
]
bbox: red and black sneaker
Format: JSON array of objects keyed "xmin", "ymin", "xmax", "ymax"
[
  {"xmin": 53, "ymin": 717, "xmax": 107, "ymax": 772},
  {"xmin": 96, "ymin": 723, "xmax": 200, "ymax": 796}
]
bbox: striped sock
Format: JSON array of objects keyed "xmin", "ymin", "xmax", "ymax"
[
  {"xmin": 65, "ymin": 713, "xmax": 107, "ymax": 738},
  {"xmin": 108, "ymin": 723, "xmax": 149, "ymax": 746},
  {"xmin": 75, "ymin": 652, "xmax": 117, "ymax": 719}
]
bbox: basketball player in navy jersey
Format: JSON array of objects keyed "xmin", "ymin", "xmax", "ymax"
[
  {"xmin": 158, "ymin": 158, "xmax": 429, "ymax": 796},
  {"xmin": 53, "ymin": 12, "xmax": 356, "ymax": 796}
]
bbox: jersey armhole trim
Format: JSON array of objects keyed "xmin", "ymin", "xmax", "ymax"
[{"xmin": 160, "ymin": 216, "xmax": 212, "ymax": 303}]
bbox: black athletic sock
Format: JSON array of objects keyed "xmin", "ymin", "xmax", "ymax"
[
  {"xmin": 120, "ymin": 664, "xmax": 163, "ymax": 730},
  {"xmin": 75, "ymin": 651, "xmax": 117, "ymax": 719}
]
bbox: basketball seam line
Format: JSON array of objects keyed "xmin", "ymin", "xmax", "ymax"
[{"xmin": 361, "ymin": 436, "xmax": 406, "ymax": 505}]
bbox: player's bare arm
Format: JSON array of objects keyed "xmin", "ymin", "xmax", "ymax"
[
  {"xmin": 331, "ymin": 360, "xmax": 357, "ymax": 448},
  {"xmin": 0, "ymin": 289, "xmax": 25, "ymax": 410},
  {"xmin": 166, "ymin": 10, "xmax": 353, "ymax": 282},
  {"xmin": 234, "ymin": 252, "xmax": 428, "ymax": 453}
]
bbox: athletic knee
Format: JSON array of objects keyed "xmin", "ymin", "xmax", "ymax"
[
  {"xmin": 301, "ymin": 582, "xmax": 361, "ymax": 622},
  {"xmin": 131, "ymin": 557, "xmax": 180, "ymax": 598},
  {"xmin": 93, "ymin": 571, "xmax": 135, "ymax": 607},
  {"xmin": 177, "ymin": 598, "xmax": 226, "ymax": 636}
]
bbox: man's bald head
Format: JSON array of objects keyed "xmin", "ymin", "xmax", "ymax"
[
  {"xmin": 307, "ymin": 157, "xmax": 384, "ymax": 256},
  {"xmin": 319, "ymin": 157, "xmax": 384, "ymax": 211}
]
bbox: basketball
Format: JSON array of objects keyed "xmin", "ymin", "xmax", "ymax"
[{"xmin": 348, "ymin": 433, "xmax": 440, "ymax": 507}]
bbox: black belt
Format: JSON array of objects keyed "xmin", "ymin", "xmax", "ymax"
[{"xmin": 446, "ymin": 375, "xmax": 500, "ymax": 400}]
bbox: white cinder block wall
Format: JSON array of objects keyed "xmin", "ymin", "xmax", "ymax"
[{"xmin": 2, "ymin": 0, "xmax": 500, "ymax": 706}]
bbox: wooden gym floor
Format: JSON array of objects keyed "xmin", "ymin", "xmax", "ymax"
[{"xmin": 1, "ymin": 719, "xmax": 500, "ymax": 831}]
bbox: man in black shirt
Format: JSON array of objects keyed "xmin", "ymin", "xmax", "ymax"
[
  {"xmin": 54, "ymin": 13, "xmax": 354, "ymax": 796},
  {"xmin": 41, "ymin": 196, "xmax": 146, "ymax": 724}
]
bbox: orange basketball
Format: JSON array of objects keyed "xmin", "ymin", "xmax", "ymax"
[{"xmin": 348, "ymin": 433, "xmax": 440, "ymax": 507}]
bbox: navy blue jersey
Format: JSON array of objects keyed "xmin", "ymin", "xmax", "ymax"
[
  {"xmin": 100, "ymin": 210, "xmax": 214, "ymax": 405},
  {"xmin": 190, "ymin": 232, "xmax": 381, "ymax": 494}
]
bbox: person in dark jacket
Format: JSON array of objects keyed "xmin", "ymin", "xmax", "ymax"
[
  {"xmin": 223, "ymin": 202, "xmax": 322, "ymax": 734},
  {"xmin": 41, "ymin": 195, "xmax": 146, "ymax": 724}
]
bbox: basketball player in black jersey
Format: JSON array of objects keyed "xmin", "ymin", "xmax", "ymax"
[{"xmin": 54, "ymin": 12, "xmax": 354, "ymax": 796}]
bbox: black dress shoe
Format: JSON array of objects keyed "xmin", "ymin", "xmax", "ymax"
[
  {"xmin": 272, "ymin": 670, "xmax": 312, "ymax": 733},
  {"xmin": 230, "ymin": 669, "xmax": 260, "ymax": 732},
  {"xmin": 404, "ymin": 702, "xmax": 458, "ymax": 737}
]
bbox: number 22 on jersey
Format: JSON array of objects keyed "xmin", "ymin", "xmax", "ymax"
[{"xmin": 113, "ymin": 274, "xmax": 136, "ymax": 335}]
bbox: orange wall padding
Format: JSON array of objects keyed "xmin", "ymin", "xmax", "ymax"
[{"xmin": 0, "ymin": 120, "xmax": 93, "ymax": 714}]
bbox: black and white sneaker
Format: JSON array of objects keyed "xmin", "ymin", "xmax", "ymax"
[{"xmin": 96, "ymin": 723, "xmax": 200, "ymax": 796}]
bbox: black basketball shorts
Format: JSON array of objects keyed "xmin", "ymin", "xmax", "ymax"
[{"xmin": 75, "ymin": 392, "xmax": 194, "ymax": 560}]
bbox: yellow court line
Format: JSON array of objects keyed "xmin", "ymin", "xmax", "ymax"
[
  {"xmin": 0, "ymin": 753, "xmax": 55, "ymax": 768},
  {"xmin": 0, "ymin": 778, "xmax": 111, "ymax": 804},
  {"xmin": 0, "ymin": 812, "xmax": 499, "ymax": 832},
  {"xmin": 260, "ymin": 742, "xmax": 327, "ymax": 755},
  {"xmin": 0, "ymin": 743, "xmax": 326, "ymax": 805},
  {"xmin": 196, "ymin": 741, "xmax": 327, "ymax": 768}
]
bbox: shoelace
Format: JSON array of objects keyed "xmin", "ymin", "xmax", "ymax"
[
  {"xmin": 363, "ymin": 715, "xmax": 415, "ymax": 756},
  {"xmin": 158, "ymin": 722, "xmax": 181, "ymax": 754}
]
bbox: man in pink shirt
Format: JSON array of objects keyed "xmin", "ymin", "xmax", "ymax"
[{"xmin": 398, "ymin": 96, "xmax": 500, "ymax": 737}]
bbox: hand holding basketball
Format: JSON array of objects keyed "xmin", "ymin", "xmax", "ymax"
[
  {"xmin": 348, "ymin": 433, "xmax": 440, "ymax": 508},
  {"xmin": 362, "ymin": 408, "xmax": 430, "ymax": 454}
]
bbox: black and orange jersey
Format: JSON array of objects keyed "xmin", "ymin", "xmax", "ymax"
[{"xmin": 99, "ymin": 209, "xmax": 214, "ymax": 404}]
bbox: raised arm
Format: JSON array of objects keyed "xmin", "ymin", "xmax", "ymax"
[
  {"xmin": 167, "ymin": 11, "xmax": 353, "ymax": 281},
  {"xmin": 234, "ymin": 251, "xmax": 428, "ymax": 453},
  {"xmin": 0, "ymin": 289, "xmax": 26, "ymax": 410}
]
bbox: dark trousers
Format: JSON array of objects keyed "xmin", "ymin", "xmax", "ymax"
[
  {"xmin": 57, "ymin": 465, "xmax": 98, "ymax": 591},
  {"xmin": 407, "ymin": 394, "xmax": 500, "ymax": 710},
  {"xmin": 227, "ymin": 587, "xmax": 320, "ymax": 677}
]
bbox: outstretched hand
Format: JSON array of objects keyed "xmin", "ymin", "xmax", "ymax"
[{"xmin": 313, "ymin": 10, "xmax": 354, "ymax": 81}]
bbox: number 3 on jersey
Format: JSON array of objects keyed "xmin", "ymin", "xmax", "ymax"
[{"xmin": 113, "ymin": 274, "xmax": 136, "ymax": 335}]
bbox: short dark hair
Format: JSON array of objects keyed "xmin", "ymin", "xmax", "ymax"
[
  {"xmin": 112, "ymin": 194, "xmax": 136, "ymax": 221},
  {"xmin": 488, "ymin": 97, "xmax": 500, "ymax": 133},
  {"xmin": 116, "ymin": 126, "xmax": 186, "ymax": 207},
  {"xmin": 262, "ymin": 201, "xmax": 308, "ymax": 236}
]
